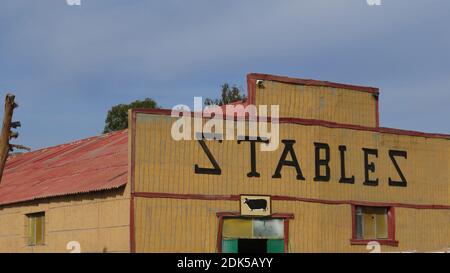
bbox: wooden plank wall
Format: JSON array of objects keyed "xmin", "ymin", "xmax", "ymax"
[
  {"xmin": 255, "ymin": 81, "xmax": 378, "ymax": 127},
  {"xmin": 134, "ymin": 197, "xmax": 450, "ymax": 252},
  {"xmin": 132, "ymin": 112, "xmax": 449, "ymax": 252},
  {"xmin": 134, "ymin": 114, "xmax": 449, "ymax": 206},
  {"xmin": 0, "ymin": 186, "xmax": 130, "ymax": 253}
]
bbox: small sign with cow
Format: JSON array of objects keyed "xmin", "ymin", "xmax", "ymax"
[{"xmin": 240, "ymin": 195, "xmax": 271, "ymax": 216}]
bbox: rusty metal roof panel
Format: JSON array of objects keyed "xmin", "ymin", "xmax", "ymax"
[{"xmin": 0, "ymin": 130, "xmax": 128, "ymax": 206}]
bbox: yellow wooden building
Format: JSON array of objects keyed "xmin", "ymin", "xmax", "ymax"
[
  {"xmin": 0, "ymin": 130, "xmax": 130, "ymax": 252},
  {"xmin": 1, "ymin": 73, "xmax": 449, "ymax": 252}
]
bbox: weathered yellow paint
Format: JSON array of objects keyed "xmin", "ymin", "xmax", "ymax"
[
  {"xmin": 255, "ymin": 80, "xmax": 378, "ymax": 127},
  {"xmin": 134, "ymin": 198, "xmax": 450, "ymax": 252},
  {"xmin": 222, "ymin": 218, "xmax": 253, "ymax": 238},
  {"xmin": 134, "ymin": 114, "xmax": 449, "ymax": 206},
  {"xmin": 0, "ymin": 186, "xmax": 130, "ymax": 253},
  {"xmin": 133, "ymin": 98, "xmax": 450, "ymax": 252}
]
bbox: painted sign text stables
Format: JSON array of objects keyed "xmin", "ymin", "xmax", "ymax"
[{"xmin": 194, "ymin": 137, "xmax": 408, "ymax": 187}]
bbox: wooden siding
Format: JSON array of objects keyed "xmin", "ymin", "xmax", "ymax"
[
  {"xmin": 133, "ymin": 114, "xmax": 449, "ymax": 206},
  {"xmin": 132, "ymin": 112, "xmax": 450, "ymax": 252},
  {"xmin": 0, "ymin": 186, "xmax": 130, "ymax": 253},
  {"xmin": 134, "ymin": 197, "xmax": 450, "ymax": 252},
  {"xmin": 254, "ymin": 80, "xmax": 378, "ymax": 127}
]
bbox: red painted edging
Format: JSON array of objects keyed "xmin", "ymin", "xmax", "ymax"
[
  {"xmin": 216, "ymin": 216, "xmax": 224, "ymax": 253},
  {"xmin": 132, "ymin": 108, "xmax": 450, "ymax": 140},
  {"xmin": 246, "ymin": 74, "xmax": 256, "ymax": 105},
  {"xmin": 130, "ymin": 111, "xmax": 137, "ymax": 253},
  {"xmin": 350, "ymin": 239, "xmax": 399, "ymax": 247},
  {"xmin": 135, "ymin": 192, "xmax": 240, "ymax": 201},
  {"xmin": 134, "ymin": 191, "xmax": 450, "ymax": 210},
  {"xmin": 215, "ymin": 212, "xmax": 293, "ymax": 253},
  {"xmin": 216, "ymin": 211, "xmax": 294, "ymax": 219},
  {"xmin": 247, "ymin": 73, "xmax": 380, "ymax": 94},
  {"xmin": 283, "ymin": 218, "xmax": 289, "ymax": 253},
  {"xmin": 271, "ymin": 195, "xmax": 450, "ymax": 209},
  {"xmin": 350, "ymin": 204, "xmax": 399, "ymax": 247}
]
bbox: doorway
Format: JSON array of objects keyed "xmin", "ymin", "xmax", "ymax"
[
  {"xmin": 238, "ymin": 239, "xmax": 267, "ymax": 253},
  {"xmin": 220, "ymin": 217, "xmax": 286, "ymax": 253}
]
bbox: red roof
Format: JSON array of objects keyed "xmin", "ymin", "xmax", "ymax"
[{"xmin": 0, "ymin": 130, "xmax": 128, "ymax": 206}]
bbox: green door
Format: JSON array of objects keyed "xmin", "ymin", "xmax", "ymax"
[
  {"xmin": 267, "ymin": 239, "xmax": 285, "ymax": 253},
  {"xmin": 222, "ymin": 238, "xmax": 238, "ymax": 253}
]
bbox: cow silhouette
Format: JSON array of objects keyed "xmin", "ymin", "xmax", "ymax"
[{"xmin": 243, "ymin": 198, "xmax": 268, "ymax": 211}]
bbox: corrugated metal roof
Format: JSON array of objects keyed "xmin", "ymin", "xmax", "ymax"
[{"xmin": 0, "ymin": 130, "xmax": 128, "ymax": 206}]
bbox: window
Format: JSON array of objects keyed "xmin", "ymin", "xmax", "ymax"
[
  {"xmin": 27, "ymin": 212, "xmax": 45, "ymax": 246},
  {"xmin": 351, "ymin": 205, "xmax": 398, "ymax": 246},
  {"xmin": 356, "ymin": 206, "xmax": 388, "ymax": 239}
]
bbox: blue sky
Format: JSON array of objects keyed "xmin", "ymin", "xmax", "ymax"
[{"xmin": 1, "ymin": 0, "xmax": 449, "ymax": 149}]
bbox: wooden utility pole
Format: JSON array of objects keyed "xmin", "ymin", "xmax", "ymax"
[{"xmin": 0, "ymin": 94, "xmax": 19, "ymax": 183}]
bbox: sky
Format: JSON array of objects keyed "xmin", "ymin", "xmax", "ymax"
[{"xmin": 0, "ymin": 0, "xmax": 449, "ymax": 149}]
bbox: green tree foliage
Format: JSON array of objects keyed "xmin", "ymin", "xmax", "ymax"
[
  {"xmin": 103, "ymin": 98, "xmax": 158, "ymax": 133},
  {"xmin": 204, "ymin": 83, "xmax": 247, "ymax": 106}
]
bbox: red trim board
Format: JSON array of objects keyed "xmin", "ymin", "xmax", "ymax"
[
  {"xmin": 134, "ymin": 192, "xmax": 450, "ymax": 210},
  {"xmin": 246, "ymin": 73, "xmax": 379, "ymax": 96},
  {"xmin": 350, "ymin": 205, "xmax": 398, "ymax": 247},
  {"xmin": 130, "ymin": 110, "xmax": 137, "ymax": 253},
  {"xmin": 132, "ymin": 108, "xmax": 450, "ymax": 140}
]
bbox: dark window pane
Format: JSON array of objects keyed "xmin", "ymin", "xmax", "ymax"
[{"xmin": 238, "ymin": 239, "xmax": 267, "ymax": 253}]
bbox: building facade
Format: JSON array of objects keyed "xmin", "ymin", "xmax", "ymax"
[
  {"xmin": 130, "ymin": 73, "xmax": 450, "ymax": 253},
  {"xmin": 1, "ymin": 73, "xmax": 449, "ymax": 252},
  {"xmin": 0, "ymin": 130, "xmax": 130, "ymax": 252}
]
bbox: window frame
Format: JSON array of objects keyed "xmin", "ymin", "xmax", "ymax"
[
  {"xmin": 216, "ymin": 212, "xmax": 293, "ymax": 253},
  {"xmin": 350, "ymin": 204, "xmax": 398, "ymax": 247},
  {"xmin": 26, "ymin": 212, "xmax": 46, "ymax": 246}
]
